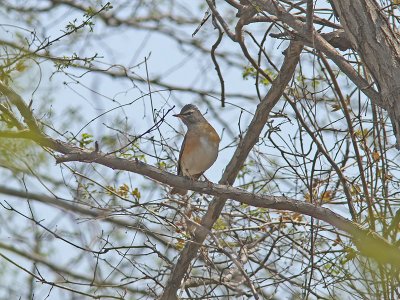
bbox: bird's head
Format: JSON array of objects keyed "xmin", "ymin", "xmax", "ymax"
[{"xmin": 173, "ymin": 104, "xmax": 206, "ymax": 127}]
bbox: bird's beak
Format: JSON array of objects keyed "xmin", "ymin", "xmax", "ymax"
[{"xmin": 173, "ymin": 114, "xmax": 182, "ymax": 118}]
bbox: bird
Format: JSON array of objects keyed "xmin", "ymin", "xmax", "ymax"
[{"xmin": 171, "ymin": 104, "xmax": 220, "ymax": 195}]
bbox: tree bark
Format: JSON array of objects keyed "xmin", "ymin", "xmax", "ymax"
[{"xmin": 329, "ymin": 0, "xmax": 400, "ymax": 148}]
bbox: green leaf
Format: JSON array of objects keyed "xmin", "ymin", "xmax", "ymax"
[{"xmin": 79, "ymin": 133, "xmax": 94, "ymax": 148}]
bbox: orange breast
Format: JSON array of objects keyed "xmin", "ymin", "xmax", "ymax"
[
  {"xmin": 179, "ymin": 123, "xmax": 220, "ymax": 176},
  {"xmin": 199, "ymin": 123, "xmax": 220, "ymax": 144}
]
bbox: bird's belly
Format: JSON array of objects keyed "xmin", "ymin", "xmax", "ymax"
[{"xmin": 181, "ymin": 137, "xmax": 218, "ymax": 176}]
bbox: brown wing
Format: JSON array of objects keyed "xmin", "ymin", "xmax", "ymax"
[
  {"xmin": 177, "ymin": 133, "xmax": 187, "ymax": 176},
  {"xmin": 177, "ymin": 131, "xmax": 203, "ymax": 178},
  {"xmin": 171, "ymin": 133, "xmax": 195, "ymax": 195}
]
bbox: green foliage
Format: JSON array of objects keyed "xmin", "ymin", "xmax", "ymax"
[
  {"xmin": 84, "ymin": 6, "xmax": 98, "ymax": 17},
  {"xmin": 105, "ymin": 184, "xmax": 141, "ymax": 203},
  {"xmin": 0, "ymin": 56, "xmax": 31, "ymax": 84},
  {"xmin": 248, "ymin": 207, "xmax": 268, "ymax": 218},
  {"xmin": 157, "ymin": 161, "xmax": 167, "ymax": 169},
  {"xmin": 341, "ymin": 247, "xmax": 357, "ymax": 264},
  {"xmin": 0, "ymin": 135, "xmax": 47, "ymax": 174},
  {"xmin": 106, "ymin": 183, "xmax": 130, "ymax": 198},
  {"xmin": 237, "ymin": 160, "xmax": 254, "ymax": 180},
  {"xmin": 78, "ymin": 133, "xmax": 94, "ymax": 148},
  {"xmin": 323, "ymin": 262, "xmax": 342, "ymax": 276},
  {"xmin": 175, "ymin": 238, "xmax": 186, "ymax": 250},
  {"xmin": 213, "ymin": 217, "xmax": 227, "ymax": 230},
  {"xmin": 65, "ymin": 2, "xmax": 113, "ymax": 33},
  {"xmin": 131, "ymin": 187, "xmax": 141, "ymax": 201},
  {"xmin": 53, "ymin": 53, "xmax": 99, "ymax": 71},
  {"xmin": 242, "ymin": 66, "xmax": 276, "ymax": 85},
  {"xmin": 115, "ymin": 139, "xmax": 147, "ymax": 162},
  {"xmin": 295, "ymin": 74, "xmax": 325, "ymax": 90}
]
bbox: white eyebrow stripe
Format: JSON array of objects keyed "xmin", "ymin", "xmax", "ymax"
[{"xmin": 183, "ymin": 110, "xmax": 195, "ymax": 114}]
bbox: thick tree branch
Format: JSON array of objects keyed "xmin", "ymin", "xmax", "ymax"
[
  {"xmin": 321, "ymin": 30, "xmax": 352, "ymax": 51},
  {"xmin": 0, "ymin": 85, "xmax": 39, "ymax": 132},
  {"xmin": 1, "ymin": 130, "xmax": 399, "ymax": 267},
  {"xmin": 328, "ymin": 0, "xmax": 400, "ymax": 148}
]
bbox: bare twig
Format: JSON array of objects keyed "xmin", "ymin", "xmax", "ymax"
[
  {"xmin": 210, "ymin": 19, "xmax": 226, "ymax": 107},
  {"xmin": 205, "ymin": 0, "xmax": 237, "ymax": 41}
]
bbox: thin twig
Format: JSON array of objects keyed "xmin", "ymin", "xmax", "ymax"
[{"xmin": 210, "ymin": 19, "xmax": 226, "ymax": 107}]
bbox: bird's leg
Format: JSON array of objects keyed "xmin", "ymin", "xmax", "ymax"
[
  {"xmin": 184, "ymin": 167, "xmax": 195, "ymax": 181},
  {"xmin": 202, "ymin": 174, "xmax": 214, "ymax": 189}
]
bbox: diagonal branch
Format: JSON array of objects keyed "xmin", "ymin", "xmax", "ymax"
[{"xmin": 159, "ymin": 40, "xmax": 304, "ymax": 300}]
